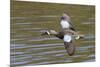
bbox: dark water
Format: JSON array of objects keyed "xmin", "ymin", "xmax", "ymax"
[{"xmin": 10, "ymin": 1, "xmax": 95, "ymax": 66}]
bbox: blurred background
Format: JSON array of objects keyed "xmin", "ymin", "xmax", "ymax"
[{"xmin": 10, "ymin": 0, "xmax": 95, "ymax": 66}]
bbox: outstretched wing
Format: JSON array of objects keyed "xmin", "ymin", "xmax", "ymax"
[
  {"xmin": 63, "ymin": 35, "xmax": 75, "ymax": 56},
  {"xmin": 69, "ymin": 22, "xmax": 76, "ymax": 31},
  {"xmin": 64, "ymin": 41, "xmax": 75, "ymax": 56}
]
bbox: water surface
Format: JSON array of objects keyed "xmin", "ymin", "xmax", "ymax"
[{"xmin": 10, "ymin": 1, "xmax": 95, "ymax": 66}]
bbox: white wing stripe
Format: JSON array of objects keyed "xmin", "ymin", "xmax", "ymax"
[{"xmin": 63, "ymin": 35, "xmax": 72, "ymax": 42}]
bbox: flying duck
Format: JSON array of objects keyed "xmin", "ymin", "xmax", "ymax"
[{"xmin": 41, "ymin": 13, "xmax": 83, "ymax": 56}]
